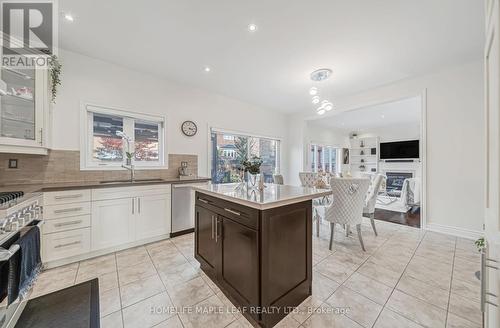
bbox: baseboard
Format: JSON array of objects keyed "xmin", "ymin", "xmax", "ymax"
[{"xmin": 426, "ymin": 223, "xmax": 483, "ymax": 240}]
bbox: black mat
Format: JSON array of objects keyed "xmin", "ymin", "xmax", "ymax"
[{"xmin": 15, "ymin": 279, "xmax": 100, "ymax": 328}]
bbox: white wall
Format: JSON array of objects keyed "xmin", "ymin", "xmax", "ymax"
[
  {"xmin": 287, "ymin": 60, "xmax": 485, "ymax": 234},
  {"xmin": 52, "ymin": 49, "xmax": 289, "ymax": 179},
  {"xmin": 305, "ymin": 122, "xmax": 350, "ymax": 147},
  {"xmin": 357, "ymin": 122, "xmax": 420, "ymax": 142}
]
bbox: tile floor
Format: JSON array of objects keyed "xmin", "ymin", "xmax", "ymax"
[{"xmin": 30, "ymin": 218, "xmax": 482, "ymax": 328}]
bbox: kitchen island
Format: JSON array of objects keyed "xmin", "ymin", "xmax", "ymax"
[{"xmin": 192, "ymin": 183, "xmax": 331, "ymax": 328}]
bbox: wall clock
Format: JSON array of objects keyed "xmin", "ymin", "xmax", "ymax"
[{"xmin": 181, "ymin": 120, "xmax": 197, "ymax": 136}]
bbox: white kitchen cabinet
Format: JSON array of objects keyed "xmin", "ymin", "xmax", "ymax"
[
  {"xmin": 135, "ymin": 193, "xmax": 171, "ymax": 240},
  {"xmin": 91, "ymin": 198, "xmax": 135, "ymax": 251},
  {"xmin": 0, "ymin": 59, "xmax": 50, "ymax": 154}
]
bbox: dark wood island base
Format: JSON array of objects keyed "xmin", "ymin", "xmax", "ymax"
[{"xmin": 194, "ymin": 191, "xmax": 313, "ymax": 328}]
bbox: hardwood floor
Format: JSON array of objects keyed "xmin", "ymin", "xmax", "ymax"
[{"xmin": 373, "ymin": 207, "xmax": 421, "ymax": 228}]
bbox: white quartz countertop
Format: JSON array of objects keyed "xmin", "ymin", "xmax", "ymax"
[{"xmin": 192, "ymin": 183, "xmax": 332, "ymax": 210}]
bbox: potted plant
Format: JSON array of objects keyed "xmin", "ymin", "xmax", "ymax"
[{"xmin": 241, "ymin": 156, "xmax": 263, "ymax": 188}]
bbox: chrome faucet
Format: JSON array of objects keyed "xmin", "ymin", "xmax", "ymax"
[
  {"xmin": 122, "ymin": 157, "xmax": 135, "ymax": 182},
  {"xmin": 116, "ymin": 131, "xmax": 135, "ymax": 182}
]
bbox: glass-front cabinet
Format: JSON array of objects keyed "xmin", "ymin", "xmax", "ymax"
[{"xmin": 0, "ymin": 57, "xmax": 49, "ymax": 154}]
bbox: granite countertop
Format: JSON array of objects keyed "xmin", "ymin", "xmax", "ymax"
[
  {"xmin": 0, "ymin": 177, "xmax": 211, "ymax": 212},
  {"xmin": 192, "ymin": 183, "xmax": 332, "ymax": 210}
]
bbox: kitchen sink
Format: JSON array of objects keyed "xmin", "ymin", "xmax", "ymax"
[{"xmin": 99, "ymin": 178, "xmax": 165, "ymax": 184}]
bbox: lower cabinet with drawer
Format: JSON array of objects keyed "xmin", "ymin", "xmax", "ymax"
[
  {"xmin": 42, "ymin": 228, "xmax": 91, "ymax": 262},
  {"xmin": 42, "ymin": 185, "xmax": 172, "ymax": 266}
]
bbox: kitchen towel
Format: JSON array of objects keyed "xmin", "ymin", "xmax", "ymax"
[{"xmin": 14, "ymin": 225, "xmax": 41, "ymax": 298}]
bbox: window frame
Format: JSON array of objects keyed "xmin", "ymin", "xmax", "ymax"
[
  {"xmin": 209, "ymin": 127, "xmax": 282, "ymax": 183},
  {"xmin": 80, "ymin": 103, "xmax": 167, "ymax": 170},
  {"xmin": 309, "ymin": 143, "xmax": 340, "ymax": 173}
]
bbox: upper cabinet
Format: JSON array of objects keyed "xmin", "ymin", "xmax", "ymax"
[{"xmin": 0, "ymin": 54, "xmax": 50, "ymax": 155}]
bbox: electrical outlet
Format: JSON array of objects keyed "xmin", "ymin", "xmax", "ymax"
[{"xmin": 8, "ymin": 159, "xmax": 18, "ymax": 169}]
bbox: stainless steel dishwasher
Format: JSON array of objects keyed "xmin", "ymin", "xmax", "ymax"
[{"xmin": 171, "ymin": 182, "xmax": 209, "ymax": 236}]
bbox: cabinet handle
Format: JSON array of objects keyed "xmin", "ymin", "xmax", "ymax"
[
  {"xmin": 54, "ymin": 194, "xmax": 83, "ymax": 200},
  {"xmin": 215, "ymin": 218, "xmax": 218, "ymax": 243},
  {"xmin": 199, "ymin": 198, "xmax": 209, "ymax": 204},
  {"xmin": 211, "ymin": 215, "xmax": 215, "ymax": 239},
  {"xmin": 54, "ymin": 207, "xmax": 83, "ymax": 214},
  {"xmin": 39, "ymin": 128, "xmax": 43, "ymax": 145},
  {"xmin": 132, "ymin": 198, "xmax": 135, "ymax": 214},
  {"xmin": 54, "ymin": 220, "xmax": 83, "ymax": 227},
  {"xmin": 54, "ymin": 241, "xmax": 81, "ymax": 249},
  {"xmin": 224, "ymin": 208, "xmax": 241, "ymax": 216},
  {"xmin": 138, "ymin": 198, "xmax": 141, "ymax": 214}
]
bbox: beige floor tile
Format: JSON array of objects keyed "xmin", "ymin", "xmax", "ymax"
[
  {"xmin": 448, "ymin": 292, "xmax": 481, "ymax": 325},
  {"xmin": 373, "ymin": 308, "xmax": 424, "ymax": 328},
  {"xmin": 344, "ymin": 272, "xmax": 393, "ymax": 305},
  {"xmin": 386, "ymin": 290, "xmax": 446, "ymax": 328},
  {"xmin": 153, "ymin": 315, "xmax": 184, "ymax": 328},
  {"xmin": 302, "ymin": 305, "xmax": 363, "ymax": 328},
  {"xmin": 290, "ymin": 296, "xmax": 323, "ymax": 324},
  {"xmin": 452, "ymin": 258, "xmax": 480, "ymax": 285},
  {"xmin": 157, "ymin": 261, "xmax": 200, "ymax": 287},
  {"xmin": 326, "ymin": 286, "xmax": 382, "ymax": 327},
  {"xmin": 151, "ymin": 250, "xmax": 189, "ymax": 268},
  {"xmin": 31, "ymin": 268, "xmax": 77, "ymax": 298},
  {"xmin": 100, "ymin": 288, "xmax": 122, "ymax": 317},
  {"xmin": 446, "ymin": 312, "xmax": 481, "ymax": 328},
  {"xmin": 357, "ymin": 260, "xmax": 402, "ymax": 287},
  {"xmin": 77, "ymin": 255, "xmax": 117, "ymax": 281},
  {"xmin": 404, "ymin": 262, "xmax": 451, "ymax": 291},
  {"xmin": 314, "ymin": 256, "xmax": 355, "ymax": 284},
  {"xmin": 76, "ymin": 271, "xmax": 119, "ymax": 292},
  {"xmin": 178, "ymin": 294, "xmax": 236, "ymax": 328},
  {"xmin": 396, "ymin": 274, "xmax": 449, "ymax": 310},
  {"xmin": 116, "ymin": 246, "xmax": 151, "ymax": 269},
  {"xmin": 454, "ymin": 248, "xmax": 481, "ymax": 263},
  {"xmin": 120, "ymin": 274, "xmax": 165, "ymax": 307},
  {"xmin": 225, "ymin": 317, "xmax": 254, "ymax": 328},
  {"xmin": 329, "ymin": 250, "xmax": 369, "ymax": 270},
  {"xmin": 451, "ymin": 277, "xmax": 480, "ymax": 301},
  {"xmin": 101, "ymin": 310, "xmax": 124, "ymax": 328},
  {"xmin": 122, "ymin": 292, "xmax": 175, "ymax": 328},
  {"xmin": 274, "ymin": 315, "xmax": 301, "ymax": 328},
  {"xmin": 311, "ymin": 271, "xmax": 340, "ymax": 302},
  {"xmin": 167, "ymin": 276, "xmax": 215, "ymax": 308},
  {"xmin": 118, "ymin": 259, "xmax": 157, "ymax": 285}
]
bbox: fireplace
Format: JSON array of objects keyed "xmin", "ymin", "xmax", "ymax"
[{"xmin": 385, "ymin": 171, "xmax": 413, "ymax": 196}]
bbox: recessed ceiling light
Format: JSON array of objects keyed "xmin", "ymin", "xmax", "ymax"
[
  {"xmin": 248, "ymin": 24, "xmax": 258, "ymax": 32},
  {"xmin": 310, "ymin": 68, "xmax": 332, "ymax": 82},
  {"xmin": 324, "ymin": 102, "xmax": 333, "ymax": 111},
  {"xmin": 64, "ymin": 13, "xmax": 74, "ymax": 22},
  {"xmin": 317, "ymin": 108, "xmax": 326, "ymax": 115},
  {"xmin": 203, "ymin": 66, "xmax": 211, "ymax": 73},
  {"xmin": 381, "ymin": 115, "xmax": 385, "ymax": 118},
  {"xmin": 309, "ymin": 87, "xmax": 318, "ymax": 96},
  {"xmin": 312, "ymin": 96, "xmax": 320, "ymax": 104}
]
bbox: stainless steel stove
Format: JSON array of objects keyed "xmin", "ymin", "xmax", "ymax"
[{"xmin": 0, "ymin": 193, "xmax": 43, "ymax": 328}]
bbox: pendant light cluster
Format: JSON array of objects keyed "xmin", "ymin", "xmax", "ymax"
[{"xmin": 309, "ymin": 68, "xmax": 333, "ymax": 115}]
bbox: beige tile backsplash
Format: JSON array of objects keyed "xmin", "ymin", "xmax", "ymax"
[{"xmin": 0, "ymin": 150, "xmax": 198, "ymax": 186}]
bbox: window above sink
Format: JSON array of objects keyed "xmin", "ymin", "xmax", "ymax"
[{"xmin": 80, "ymin": 103, "xmax": 166, "ymax": 170}]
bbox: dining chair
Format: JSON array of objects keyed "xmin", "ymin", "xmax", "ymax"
[
  {"xmin": 273, "ymin": 174, "xmax": 284, "ymax": 184},
  {"xmin": 299, "ymin": 172, "xmax": 324, "ymax": 236},
  {"xmin": 323, "ymin": 177, "xmax": 370, "ymax": 251},
  {"xmin": 362, "ymin": 174, "xmax": 385, "ymax": 236}
]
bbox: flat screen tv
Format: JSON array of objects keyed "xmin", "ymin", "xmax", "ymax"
[{"xmin": 380, "ymin": 140, "xmax": 419, "ymax": 159}]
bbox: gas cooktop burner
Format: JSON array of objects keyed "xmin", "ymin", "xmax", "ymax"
[{"xmin": 0, "ymin": 191, "xmax": 24, "ymax": 205}]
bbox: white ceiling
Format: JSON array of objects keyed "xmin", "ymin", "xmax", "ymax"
[
  {"xmin": 311, "ymin": 96, "xmax": 421, "ymax": 134},
  {"xmin": 59, "ymin": 0, "xmax": 484, "ymax": 114}
]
